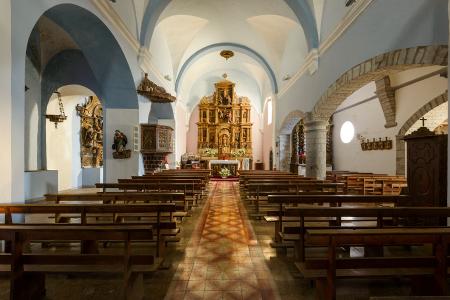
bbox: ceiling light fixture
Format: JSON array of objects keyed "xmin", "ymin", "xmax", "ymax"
[{"xmin": 220, "ymin": 50, "xmax": 234, "ymax": 61}]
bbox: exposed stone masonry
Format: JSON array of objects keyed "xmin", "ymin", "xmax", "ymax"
[
  {"xmin": 375, "ymin": 76, "xmax": 397, "ymax": 128},
  {"xmin": 304, "ymin": 115, "xmax": 328, "ymax": 179},
  {"xmin": 313, "ymin": 45, "xmax": 448, "ymax": 120}
]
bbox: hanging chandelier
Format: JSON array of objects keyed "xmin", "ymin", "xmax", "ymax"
[
  {"xmin": 45, "ymin": 91, "xmax": 67, "ymax": 128},
  {"xmin": 220, "ymin": 50, "xmax": 234, "ymax": 60}
]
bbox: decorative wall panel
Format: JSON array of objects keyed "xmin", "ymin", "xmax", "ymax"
[{"xmin": 76, "ymin": 96, "xmax": 103, "ymax": 168}]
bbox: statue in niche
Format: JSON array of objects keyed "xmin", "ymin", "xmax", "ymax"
[
  {"xmin": 76, "ymin": 96, "xmax": 103, "ymax": 168},
  {"xmin": 112, "ymin": 130, "xmax": 131, "ymax": 159}
]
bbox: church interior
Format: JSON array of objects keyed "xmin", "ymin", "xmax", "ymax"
[{"xmin": 1, "ymin": 0, "xmax": 450, "ymax": 299}]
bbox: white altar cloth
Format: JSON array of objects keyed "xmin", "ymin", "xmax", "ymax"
[{"xmin": 209, "ymin": 160, "xmax": 239, "ymax": 165}]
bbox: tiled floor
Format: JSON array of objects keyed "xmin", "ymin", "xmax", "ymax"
[{"xmin": 165, "ymin": 181, "xmax": 280, "ymax": 300}]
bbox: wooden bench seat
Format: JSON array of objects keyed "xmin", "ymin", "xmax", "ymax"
[
  {"xmin": 0, "ymin": 225, "xmax": 154, "ymax": 300},
  {"xmin": 302, "ymin": 227, "xmax": 450, "ymax": 300},
  {"xmin": 282, "ymin": 206, "xmax": 450, "ymax": 261},
  {"xmin": 0, "ymin": 203, "xmax": 177, "ymax": 257}
]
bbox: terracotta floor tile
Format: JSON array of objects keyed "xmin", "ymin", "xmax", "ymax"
[
  {"xmin": 166, "ymin": 182, "xmax": 279, "ymax": 300},
  {"xmin": 203, "ymin": 291, "xmax": 223, "ymax": 300},
  {"xmin": 184, "ymin": 291, "xmax": 204, "ymax": 300},
  {"xmin": 187, "ymin": 280, "xmax": 206, "ymax": 291}
]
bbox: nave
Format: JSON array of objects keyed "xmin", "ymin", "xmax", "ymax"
[{"xmin": 1, "ymin": 174, "xmax": 446, "ymax": 300}]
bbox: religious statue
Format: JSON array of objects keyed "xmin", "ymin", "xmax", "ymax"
[{"xmin": 112, "ymin": 130, "xmax": 131, "ymax": 159}]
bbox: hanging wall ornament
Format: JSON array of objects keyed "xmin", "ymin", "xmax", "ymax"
[{"xmin": 137, "ymin": 73, "xmax": 176, "ymax": 103}]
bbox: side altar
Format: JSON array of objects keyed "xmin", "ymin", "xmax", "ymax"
[{"xmin": 197, "ymin": 74, "xmax": 253, "ymax": 164}]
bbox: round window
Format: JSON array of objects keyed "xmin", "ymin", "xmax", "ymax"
[{"xmin": 340, "ymin": 121, "xmax": 355, "ymax": 144}]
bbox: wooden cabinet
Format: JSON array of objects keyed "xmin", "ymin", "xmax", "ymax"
[{"xmin": 404, "ymin": 127, "xmax": 447, "ymax": 207}]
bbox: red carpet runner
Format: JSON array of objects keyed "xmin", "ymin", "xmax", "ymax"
[{"xmin": 165, "ymin": 181, "xmax": 280, "ymax": 300}]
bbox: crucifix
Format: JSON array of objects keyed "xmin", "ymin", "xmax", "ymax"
[{"xmin": 420, "ymin": 117, "xmax": 427, "ymax": 127}]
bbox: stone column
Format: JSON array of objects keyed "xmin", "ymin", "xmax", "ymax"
[
  {"xmin": 278, "ymin": 134, "xmax": 291, "ymax": 172},
  {"xmin": 304, "ymin": 118, "xmax": 328, "ymax": 179}
]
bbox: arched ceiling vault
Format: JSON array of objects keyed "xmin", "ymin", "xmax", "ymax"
[
  {"xmin": 139, "ymin": 0, "xmax": 321, "ymax": 113},
  {"xmin": 176, "ymin": 43, "xmax": 278, "ymax": 94},
  {"xmin": 140, "ymin": 0, "xmax": 318, "ymax": 51}
]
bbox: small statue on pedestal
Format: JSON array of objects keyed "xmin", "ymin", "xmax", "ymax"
[{"xmin": 112, "ymin": 130, "xmax": 131, "ymax": 159}]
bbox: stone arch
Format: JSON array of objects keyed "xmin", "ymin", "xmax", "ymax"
[
  {"xmin": 312, "ymin": 45, "xmax": 448, "ymax": 120},
  {"xmin": 278, "ymin": 110, "xmax": 306, "ymax": 171},
  {"xmin": 279, "ymin": 110, "xmax": 306, "ymax": 135},
  {"xmin": 395, "ymin": 92, "xmax": 448, "ymax": 175}
]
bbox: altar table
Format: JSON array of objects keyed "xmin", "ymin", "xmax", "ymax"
[{"xmin": 209, "ymin": 160, "xmax": 240, "ymax": 177}]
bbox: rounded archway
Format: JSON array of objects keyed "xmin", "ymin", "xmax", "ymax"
[
  {"xmin": 45, "ymin": 85, "xmax": 103, "ymax": 191},
  {"xmin": 23, "ymin": 3, "xmax": 139, "ymax": 197},
  {"xmin": 313, "ymin": 45, "xmax": 448, "ymax": 121},
  {"xmin": 396, "ymin": 92, "xmax": 448, "ymax": 175}
]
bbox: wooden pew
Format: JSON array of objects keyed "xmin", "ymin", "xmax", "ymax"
[
  {"xmin": 95, "ymin": 182, "xmax": 203, "ymax": 208},
  {"xmin": 304, "ymin": 227, "xmax": 450, "ymax": 300},
  {"xmin": 283, "ymin": 206, "xmax": 450, "ymax": 262},
  {"xmin": 0, "ymin": 203, "xmax": 176, "ymax": 257},
  {"xmin": 124, "ymin": 177, "xmax": 207, "ymax": 198},
  {"xmin": 265, "ymin": 195, "xmax": 409, "ymax": 244},
  {"xmin": 245, "ymin": 182, "xmax": 345, "ymax": 215},
  {"xmin": 0, "ymin": 224, "xmax": 154, "ymax": 300},
  {"xmin": 44, "ymin": 192, "xmax": 188, "ymax": 217}
]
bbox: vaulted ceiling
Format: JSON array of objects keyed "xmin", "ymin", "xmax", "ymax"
[{"xmin": 108, "ymin": 0, "xmax": 351, "ymax": 112}]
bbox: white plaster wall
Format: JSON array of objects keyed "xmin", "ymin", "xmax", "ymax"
[
  {"xmin": 251, "ymin": 109, "xmax": 263, "ymax": 164},
  {"xmin": 25, "ymin": 57, "xmax": 41, "ymax": 171},
  {"xmin": 0, "ymin": 0, "xmax": 12, "ymax": 202},
  {"xmin": 104, "ymin": 109, "xmax": 139, "ymax": 183},
  {"xmin": 46, "ymin": 95, "xmax": 82, "ymax": 191},
  {"xmin": 333, "ymin": 69, "xmax": 447, "ymax": 174},
  {"xmin": 24, "ymin": 170, "xmax": 58, "ymax": 201},
  {"xmin": 175, "ymin": 102, "xmax": 188, "ymax": 165},
  {"xmin": 262, "ymin": 99, "xmax": 274, "ymax": 170}
]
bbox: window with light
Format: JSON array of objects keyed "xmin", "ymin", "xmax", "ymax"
[{"xmin": 340, "ymin": 121, "xmax": 355, "ymax": 143}]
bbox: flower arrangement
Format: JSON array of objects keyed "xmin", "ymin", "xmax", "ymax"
[
  {"xmin": 219, "ymin": 167, "xmax": 231, "ymax": 178},
  {"xmin": 231, "ymin": 148, "xmax": 247, "ymax": 157},
  {"xmin": 203, "ymin": 148, "xmax": 218, "ymax": 157}
]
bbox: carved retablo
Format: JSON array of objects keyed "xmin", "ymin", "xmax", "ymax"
[
  {"xmin": 76, "ymin": 96, "xmax": 103, "ymax": 168},
  {"xmin": 197, "ymin": 74, "xmax": 252, "ymax": 159}
]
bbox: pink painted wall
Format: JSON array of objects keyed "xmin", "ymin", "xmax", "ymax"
[{"xmin": 186, "ymin": 106, "xmax": 199, "ymax": 154}]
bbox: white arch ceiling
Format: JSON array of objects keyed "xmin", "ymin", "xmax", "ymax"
[{"xmin": 148, "ymin": 0, "xmax": 315, "ymax": 109}]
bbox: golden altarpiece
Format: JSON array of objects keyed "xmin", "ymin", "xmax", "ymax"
[{"xmin": 197, "ymin": 75, "xmax": 252, "ymax": 165}]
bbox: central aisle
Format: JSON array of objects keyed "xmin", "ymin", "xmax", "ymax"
[{"xmin": 165, "ymin": 181, "xmax": 280, "ymax": 300}]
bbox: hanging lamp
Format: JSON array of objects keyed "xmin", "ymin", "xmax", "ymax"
[{"xmin": 45, "ymin": 91, "xmax": 67, "ymax": 128}]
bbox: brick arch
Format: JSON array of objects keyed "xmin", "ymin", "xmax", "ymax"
[
  {"xmin": 312, "ymin": 45, "xmax": 448, "ymax": 120},
  {"xmin": 395, "ymin": 92, "xmax": 448, "ymax": 175},
  {"xmin": 279, "ymin": 110, "xmax": 306, "ymax": 135}
]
